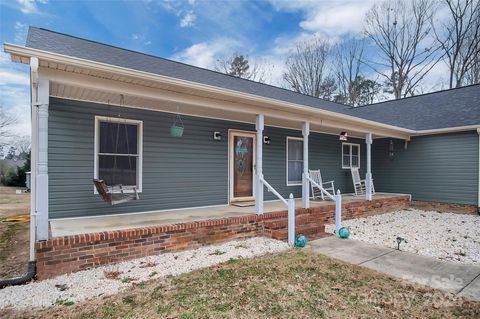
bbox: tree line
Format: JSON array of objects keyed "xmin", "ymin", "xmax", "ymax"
[
  {"xmin": 216, "ymin": 0, "xmax": 480, "ymax": 106},
  {"xmin": 0, "ymin": 106, "xmax": 30, "ymax": 187}
]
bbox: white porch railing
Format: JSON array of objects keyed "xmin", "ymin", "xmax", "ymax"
[
  {"xmin": 259, "ymin": 176, "xmax": 296, "ymax": 246},
  {"xmin": 306, "ymin": 175, "xmax": 343, "ymax": 236}
]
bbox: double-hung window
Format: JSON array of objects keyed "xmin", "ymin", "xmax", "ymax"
[
  {"xmin": 342, "ymin": 143, "xmax": 360, "ymax": 169},
  {"xmin": 286, "ymin": 137, "xmax": 303, "ymax": 186},
  {"xmin": 94, "ymin": 116, "xmax": 143, "ymax": 192}
]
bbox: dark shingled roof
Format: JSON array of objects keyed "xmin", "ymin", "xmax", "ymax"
[
  {"xmin": 24, "ymin": 27, "xmax": 480, "ymax": 131},
  {"xmin": 344, "ymin": 84, "xmax": 480, "ymax": 130},
  {"xmin": 25, "ymin": 27, "xmax": 349, "ymax": 114}
]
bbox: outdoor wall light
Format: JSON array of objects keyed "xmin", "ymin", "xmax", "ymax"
[
  {"xmin": 213, "ymin": 131, "xmax": 222, "ymax": 141},
  {"xmin": 339, "ymin": 131, "xmax": 348, "ymax": 141},
  {"xmin": 263, "ymin": 136, "xmax": 271, "ymax": 144},
  {"xmin": 389, "ymin": 139, "xmax": 394, "ymax": 157}
]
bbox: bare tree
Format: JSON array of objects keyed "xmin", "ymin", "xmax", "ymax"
[
  {"xmin": 334, "ymin": 38, "xmax": 364, "ymax": 106},
  {"xmin": 333, "ymin": 38, "xmax": 384, "ymax": 106},
  {"xmin": 0, "ymin": 106, "xmax": 17, "ymax": 146},
  {"xmin": 15, "ymin": 136, "xmax": 31, "ymax": 160},
  {"xmin": 283, "ymin": 37, "xmax": 332, "ymax": 98},
  {"xmin": 215, "ymin": 53, "xmax": 271, "ymax": 83},
  {"xmin": 364, "ymin": 0, "xmax": 441, "ymax": 99},
  {"xmin": 435, "ymin": 0, "xmax": 480, "ymax": 87},
  {"xmin": 465, "ymin": 53, "xmax": 480, "ymax": 83}
]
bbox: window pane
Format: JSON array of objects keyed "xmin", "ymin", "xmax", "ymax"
[
  {"xmin": 343, "ymin": 155, "xmax": 350, "ymax": 167},
  {"xmin": 288, "ymin": 139, "xmax": 303, "ymax": 161},
  {"xmin": 352, "ymin": 145, "xmax": 359, "ymax": 155},
  {"xmin": 100, "ymin": 122, "xmax": 138, "ymax": 154},
  {"xmin": 99, "ymin": 155, "xmax": 137, "ymax": 186},
  {"xmin": 351, "ymin": 155, "xmax": 359, "ymax": 167},
  {"xmin": 343, "ymin": 144, "xmax": 350, "ymax": 156},
  {"xmin": 288, "ymin": 161, "xmax": 303, "ymax": 184}
]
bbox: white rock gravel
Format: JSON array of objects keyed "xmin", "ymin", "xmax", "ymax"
[
  {"xmin": 0, "ymin": 237, "xmax": 289, "ymax": 311},
  {"xmin": 326, "ymin": 209, "xmax": 480, "ymax": 264}
]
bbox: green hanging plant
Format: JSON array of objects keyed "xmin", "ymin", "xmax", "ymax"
[{"xmin": 170, "ymin": 109, "xmax": 184, "ymax": 137}]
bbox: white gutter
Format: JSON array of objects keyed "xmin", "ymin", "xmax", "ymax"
[{"xmin": 414, "ymin": 125, "xmax": 480, "ymax": 136}]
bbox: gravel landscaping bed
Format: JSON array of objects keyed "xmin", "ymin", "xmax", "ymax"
[
  {"xmin": 326, "ymin": 209, "xmax": 480, "ymax": 264},
  {"xmin": 0, "ymin": 237, "xmax": 289, "ymax": 311}
]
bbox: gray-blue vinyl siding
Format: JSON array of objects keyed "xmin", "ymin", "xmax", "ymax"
[
  {"xmin": 372, "ymin": 132, "xmax": 479, "ymax": 205},
  {"xmin": 48, "ymin": 98, "xmax": 366, "ymax": 219}
]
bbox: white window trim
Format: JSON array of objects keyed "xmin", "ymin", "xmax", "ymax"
[
  {"xmin": 286, "ymin": 136, "xmax": 304, "ymax": 186},
  {"xmin": 94, "ymin": 116, "xmax": 143, "ymax": 194},
  {"xmin": 342, "ymin": 142, "xmax": 360, "ymax": 169}
]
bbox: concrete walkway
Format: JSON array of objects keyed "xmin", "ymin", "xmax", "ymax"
[{"xmin": 309, "ymin": 236, "xmax": 480, "ymax": 300}]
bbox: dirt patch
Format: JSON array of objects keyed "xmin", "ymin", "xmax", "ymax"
[
  {"xmin": 0, "ymin": 186, "xmax": 30, "ymax": 278},
  {"xmin": 6, "ymin": 250, "xmax": 480, "ymax": 319}
]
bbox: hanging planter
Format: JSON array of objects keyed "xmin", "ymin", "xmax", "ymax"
[{"xmin": 170, "ymin": 111, "xmax": 184, "ymax": 137}]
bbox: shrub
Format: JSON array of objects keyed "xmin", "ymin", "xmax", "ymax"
[{"xmin": 1, "ymin": 152, "xmax": 30, "ymax": 187}]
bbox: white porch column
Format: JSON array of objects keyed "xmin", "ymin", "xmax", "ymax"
[
  {"xmin": 302, "ymin": 121, "xmax": 310, "ymax": 208},
  {"xmin": 365, "ymin": 132, "xmax": 373, "ymax": 201},
  {"xmin": 36, "ymin": 79, "xmax": 49, "ymax": 240},
  {"xmin": 255, "ymin": 114, "xmax": 264, "ymax": 214}
]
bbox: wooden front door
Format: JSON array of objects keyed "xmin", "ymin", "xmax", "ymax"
[{"xmin": 229, "ymin": 131, "xmax": 255, "ymax": 202}]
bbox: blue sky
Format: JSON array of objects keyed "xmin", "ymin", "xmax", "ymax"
[{"xmin": 0, "ymin": 0, "xmax": 449, "ymax": 137}]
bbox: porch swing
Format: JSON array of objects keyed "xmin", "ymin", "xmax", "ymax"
[{"xmin": 93, "ymin": 95, "xmax": 139, "ymax": 205}]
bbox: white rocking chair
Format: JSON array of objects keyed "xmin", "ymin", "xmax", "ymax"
[
  {"xmin": 309, "ymin": 169, "xmax": 335, "ymax": 200},
  {"xmin": 350, "ymin": 168, "xmax": 375, "ymax": 196}
]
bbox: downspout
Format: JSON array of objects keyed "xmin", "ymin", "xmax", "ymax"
[{"xmin": 0, "ymin": 57, "xmax": 39, "ymax": 288}]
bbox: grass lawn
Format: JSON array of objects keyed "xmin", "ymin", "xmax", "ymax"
[
  {"xmin": 10, "ymin": 250, "xmax": 480, "ymax": 319},
  {"xmin": 0, "ymin": 186, "xmax": 30, "ymax": 278}
]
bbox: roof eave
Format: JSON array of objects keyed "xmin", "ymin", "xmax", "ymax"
[{"xmin": 4, "ymin": 43, "xmax": 415, "ymax": 138}]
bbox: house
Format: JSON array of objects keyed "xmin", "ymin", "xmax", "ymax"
[{"xmin": 3, "ymin": 27, "xmax": 479, "ymax": 278}]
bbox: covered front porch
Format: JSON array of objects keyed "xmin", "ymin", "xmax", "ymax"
[
  {"xmin": 13, "ymin": 47, "xmax": 413, "ymax": 241},
  {"xmin": 50, "ymin": 193, "xmax": 408, "ymax": 237}
]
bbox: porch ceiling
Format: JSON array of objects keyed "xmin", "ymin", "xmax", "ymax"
[
  {"xmin": 49, "ymin": 82, "xmax": 372, "ymax": 138},
  {"xmin": 43, "ymin": 67, "xmax": 410, "ymax": 139}
]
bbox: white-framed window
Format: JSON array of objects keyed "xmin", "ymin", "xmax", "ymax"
[
  {"xmin": 342, "ymin": 142, "xmax": 360, "ymax": 169},
  {"xmin": 94, "ymin": 116, "xmax": 143, "ymax": 193},
  {"xmin": 286, "ymin": 137, "xmax": 303, "ymax": 186}
]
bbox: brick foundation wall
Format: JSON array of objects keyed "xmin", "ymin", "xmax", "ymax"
[
  {"xmin": 36, "ymin": 195, "xmax": 410, "ymax": 279},
  {"xmin": 410, "ymin": 200, "xmax": 479, "ymax": 215}
]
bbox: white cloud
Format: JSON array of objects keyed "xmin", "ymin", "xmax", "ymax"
[
  {"xmin": 0, "ymin": 52, "xmax": 31, "ymax": 138},
  {"xmin": 172, "ymin": 38, "xmax": 241, "ymax": 69},
  {"xmin": 131, "ymin": 33, "xmax": 145, "ymax": 41},
  {"xmin": 131, "ymin": 33, "xmax": 152, "ymax": 46},
  {"xmin": 269, "ymin": 0, "xmax": 375, "ymax": 36},
  {"xmin": 16, "ymin": 0, "xmax": 48, "ymax": 14},
  {"xmin": 0, "ymin": 70, "xmax": 29, "ymax": 86},
  {"xmin": 160, "ymin": 0, "xmax": 198, "ymax": 28},
  {"xmin": 14, "ymin": 21, "xmax": 28, "ymax": 44},
  {"xmin": 180, "ymin": 11, "xmax": 196, "ymax": 28}
]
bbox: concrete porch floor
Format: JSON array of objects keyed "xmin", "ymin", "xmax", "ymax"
[{"xmin": 50, "ymin": 193, "xmax": 406, "ymax": 237}]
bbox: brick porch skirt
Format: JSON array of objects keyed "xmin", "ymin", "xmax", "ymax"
[{"xmin": 35, "ymin": 195, "xmax": 410, "ymax": 279}]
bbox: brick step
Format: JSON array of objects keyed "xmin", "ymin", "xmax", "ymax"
[
  {"xmin": 270, "ymin": 223, "xmax": 326, "ymax": 241},
  {"xmin": 263, "ymin": 215, "xmax": 318, "ymax": 229}
]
